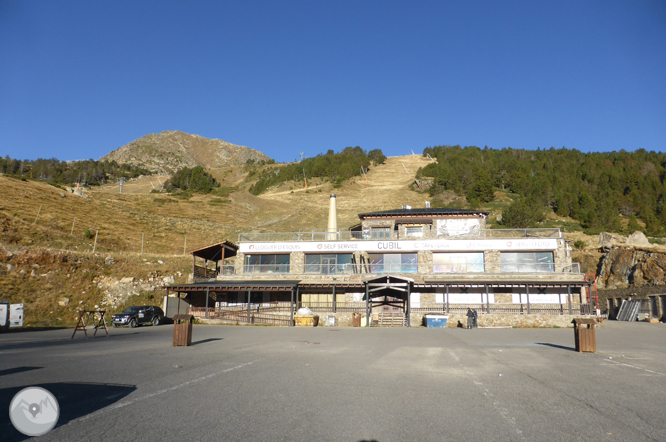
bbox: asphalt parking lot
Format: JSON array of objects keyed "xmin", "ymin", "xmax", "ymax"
[{"xmin": 1, "ymin": 321, "xmax": 665, "ymax": 442}]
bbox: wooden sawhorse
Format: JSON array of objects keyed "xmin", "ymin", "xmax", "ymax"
[{"xmin": 71, "ymin": 310, "xmax": 109, "ymax": 339}]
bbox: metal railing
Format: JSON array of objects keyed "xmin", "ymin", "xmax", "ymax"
[
  {"xmin": 193, "ymin": 265, "xmax": 217, "ymax": 279},
  {"xmin": 213, "ymin": 261, "xmax": 581, "ymax": 276},
  {"xmin": 499, "ymin": 263, "xmax": 556, "ymax": 273},
  {"xmin": 238, "ymin": 228, "xmax": 561, "ymax": 242},
  {"xmin": 220, "ymin": 265, "xmax": 236, "ymax": 275},
  {"xmin": 304, "ymin": 263, "xmax": 357, "ymax": 275},
  {"xmin": 243, "ymin": 264, "xmax": 290, "ymax": 274},
  {"xmin": 191, "ymin": 302, "xmax": 592, "ymax": 322}
]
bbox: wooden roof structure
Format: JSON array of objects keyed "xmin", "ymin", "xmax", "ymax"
[{"xmin": 189, "ymin": 241, "xmax": 238, "ymax": 262}]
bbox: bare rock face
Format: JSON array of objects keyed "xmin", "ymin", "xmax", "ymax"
[
  {"xmin": 599, "ymin": 232, "xmax": 625, "ymax": 248},
  {"xmin": 101, "ymin": 130, "xmax": 271, "ymax": 175},
  {"xmin": 626, "ymin": 231, "xmax": 650, "ymax": 246},
  {"xmin": 597, "ymin": 247, "xmax": 666, "ymax": 289}
]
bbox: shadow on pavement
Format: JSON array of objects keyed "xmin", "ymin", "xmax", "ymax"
[
  {"xmin": 0, "ymin": 382, "xmax": 136, "ymax": 442},
  {"xmin": 191, "ymin": 338, "xmax": 223, "ymax": 346},
  {"xmin": 537, "ymin": 342, "xmax": 575, "ymax": 352},
  {"xmin": 0, "ymin": 366, "xmax": 43, "ymax": 377}
]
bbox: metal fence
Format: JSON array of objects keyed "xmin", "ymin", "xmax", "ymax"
[{"xmin": 190, "ymin": 301, "xmax": 592, "ymax": 323}]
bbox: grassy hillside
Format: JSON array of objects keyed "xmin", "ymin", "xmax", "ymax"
[{"xmin": 0, "ymin": 155, "xmax": 616, "ymax": 327}]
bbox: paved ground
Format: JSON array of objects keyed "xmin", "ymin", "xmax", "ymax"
[{"xmin": 1, "ymin": 321, "xmax": 665, "ymax": 442}]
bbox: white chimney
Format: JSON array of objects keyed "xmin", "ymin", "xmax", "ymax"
[{"xmin": 327, "ymin": 194, "xmax": 338, "ymax": 240}]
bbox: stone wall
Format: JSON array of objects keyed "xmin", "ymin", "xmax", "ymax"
[
  {"xmin": 291, "ymin": 252, "xmax": 304, "ymax": 274},
  {"xmin": 412, "ymin": 312, "xmax": 579, "ymax": 328},
  {"xmin": 362, "ymin": 220, "xmax": 395, "ymax": 239},
  {"xmin": 418, "ymin": 250, "xmax": 432, "ymax": 273},
  {"xmin": 485, "ymin": 250, "xmax": 501, "ymax": 273}
]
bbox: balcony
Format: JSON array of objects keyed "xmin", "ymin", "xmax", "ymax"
[
  {"xmin": 238, "ymin": 227, "xmax": 562, "ymax": 243},
  {"xmin": 213, "ymin": 262, "xmax": 581, "ymax": 277}
]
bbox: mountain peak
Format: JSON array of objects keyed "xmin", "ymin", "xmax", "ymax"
[{"xmin": 101, "ymin": 131, "xmax": 271, "ymax": 174}]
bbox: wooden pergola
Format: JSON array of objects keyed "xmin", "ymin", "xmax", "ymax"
[
  {"xmin": 363, "ymin": 275, "xmax": 414, "ymax": 327},
  {"xmin": 166, "ymin": 280, "xmax": 300, "ymax": 323},
  {"xmin": 190, "ymin": 241, "xmax": 237, "ymax": 281}
]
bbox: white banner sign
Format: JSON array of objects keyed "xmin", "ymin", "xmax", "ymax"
[
  {"xmin": 436, "ymin": 219, "xmax": 480, "ymax": 236},
  {"xmin": 239, "ymin": 238, "xmax": 558, "ymax": 253}
]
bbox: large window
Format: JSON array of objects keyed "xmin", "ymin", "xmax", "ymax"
[
  {"xmin": 367, "ymin": 253, "xmax": 417, "ymax": 273},
  {"xmin": 244, "ymin": 254, "xmax": 290, "ymax": 274},
  {"xmin": 371, "ymin": 227, "xmax": 391, "ymax": 239},
  {"xmin": 404, "ymin": 226, "xmax": 424, "ymax": 238},
  {"xmin": 501, "ymin": 252, "xmax": 554, "ymax": 273},
  {"xmin": 305, "ymin": 254, "xmax": 353, "ymax": 274},
  {"xmin": 433, "ymin": 253, "xmax": 484, "ymax": 273}
]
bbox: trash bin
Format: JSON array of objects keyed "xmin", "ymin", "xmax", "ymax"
[
  {"xmin": 352, "ymin": 312, "xmax": 361, "ymax": 327},
  {"xmin": 173, "ymin": 314, "xmax": 194, "ymax": 347},
  {"xmin": 572, "ymin": 318, "xmax": 597, "ymax": 353}
]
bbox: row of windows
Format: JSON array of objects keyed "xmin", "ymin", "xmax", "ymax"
[
  {"xmin": 369, "ymin": 226, "xmax": 425, "ymax": 239},
  {"xmin": 244, "ymin": 252, "xmax": 554, "ymax": 274}
]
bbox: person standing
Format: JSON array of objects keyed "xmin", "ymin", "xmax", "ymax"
[
  {"xmin": 473, "ymin": 309, "xmax": 478, "ymax": 328},
  {"xmin": 466, "ymin": 308, "xmax": 474, "ymax": 329}
]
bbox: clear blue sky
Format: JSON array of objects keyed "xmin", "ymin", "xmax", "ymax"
[{"xmin": 1, "ymin": 0, "xmax": 665, "ymax": 163}]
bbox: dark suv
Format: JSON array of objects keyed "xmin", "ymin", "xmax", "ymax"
[{"xmin": 112, "ymin": 306, "xmax": 164, "ymax": 328}]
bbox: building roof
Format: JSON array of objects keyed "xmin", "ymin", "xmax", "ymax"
[
  {"xmin": 358, "ymin": 208, "xmax": 489, "ymax": 220},
  {"xmin": 188, "ymin": 241, "xmax": 238, "ymax": 261},
  {"xmin": 166, "ymin": 280, "xmax": 300, "ymax": 292}
]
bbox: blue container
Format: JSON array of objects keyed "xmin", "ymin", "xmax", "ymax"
[{"xmin": 425, "ymin": 315, "xmax": 448, "ymax": 328}]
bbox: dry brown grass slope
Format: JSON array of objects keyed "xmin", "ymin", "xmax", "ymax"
[
  {"xmin": 252, "ymin": 154, "xmax": 434, "ymax": 232},
  {"xmin": 0, "ymin": 155, "xmax": 604, "ymax": 328}
]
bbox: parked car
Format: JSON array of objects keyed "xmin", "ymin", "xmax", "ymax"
[{"xmin": 112, "ymin": 306, "xmax": 164, "ymax": 328}]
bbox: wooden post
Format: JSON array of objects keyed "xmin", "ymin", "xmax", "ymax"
[
  {"xmin": 365, "ymin": 284, "xmax": 369, "ymax": 327},
  {"xmin": 568, "ymin": 285, "xmax": 573, "ymax": 315},
  {"xmin": 92, "ymin": 230, "xmax": 98, "ymax": 254},
  {"xmin": 526, "ymin": 285, "xmax": 531, "ymax": 315},
  {"xmin": 290, "ymin": 288, "xmax": 294, "ymax": 326},
  {"xmin": 34, "ymin": 204, "xmax": 42, "ymax": 225},
  {"xmin": 70, "ymin": 217, "xmax": 76, "ymax": 235},
  {"xmin": 406, "ymin": 282, "xmax": 411, "ymax": 327},
  {"xmin": 205, "ymin": 287, "xmax": 210, "ymax": 319},
  {"xmin": 247, "ymin": 289, "xmax": 251, "ymax": 323}
]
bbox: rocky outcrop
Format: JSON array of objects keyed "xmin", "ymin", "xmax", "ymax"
[
  {"xmin": 598, "ymin": 232, "xmax": 625, "ymax": 248},
  {"xmin": 94, "ymin": 272, "xmax": 182, "ymax": 308},
  {"xmin": 597, "ymin": 246, "xmax": 666, "ymax": 289},
  {"xmin": 626, "ymin": 231, "xmax": 650, "ymax": 246},
  {"xmin": 101, "ymin": 130, "xmax": 271, "ymax": 174}
]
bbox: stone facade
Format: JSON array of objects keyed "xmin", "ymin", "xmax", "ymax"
[
  {"xmin": 291, "ymin": 252, "xmax": 304, "ymax": 274},
  {"xmin": 484, "ymin": 250, "xmax": 501, "ymax": 273},
  {"xmin": 363, "ymin": 220, "xmax": 396, "ymax": 239}
]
